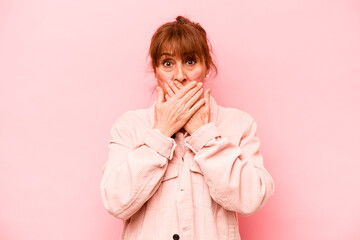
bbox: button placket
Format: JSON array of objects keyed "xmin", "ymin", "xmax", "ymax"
[{"xmin": 176, "ymin": 132, "xmax": 194, "ymax": 240}]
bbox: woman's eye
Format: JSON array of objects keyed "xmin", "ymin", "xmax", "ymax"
[
  {"xmin": 162, "ymin": 61, "xmax": 172, "ymax": 67},
  {"xmin": 186, "ymin": 59, "xmax": 196, "ymax": 65}
]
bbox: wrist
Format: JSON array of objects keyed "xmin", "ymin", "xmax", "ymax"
[
  {"xmin": 153, "ymin": 126, "xmax": 173, "ymax": 138},
  {"xmin": 186, "ymin": 121, "xmax": 209, "ymax": 136}
]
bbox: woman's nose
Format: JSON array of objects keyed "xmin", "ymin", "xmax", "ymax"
[{"xmin": 174, "ymin": 65, "xmax": 186, "ymax": 82}]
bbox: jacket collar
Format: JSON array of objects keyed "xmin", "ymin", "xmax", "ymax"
[{"xmin": 149, "ymin": 95, "xmax": 219, "ymax": 130}]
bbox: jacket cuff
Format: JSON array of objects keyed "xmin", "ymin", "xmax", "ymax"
[
  {"xmin": 185, "ymin": 122, "xmax": 220, "ymax": 153},
  {"xmin": 141, "ymin": 128, "xmax": 177, "ymax": 160}
]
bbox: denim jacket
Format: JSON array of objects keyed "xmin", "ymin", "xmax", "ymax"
[{"xmin": 100, "ymin": 95, "xmax": 275, "ymax": 240}]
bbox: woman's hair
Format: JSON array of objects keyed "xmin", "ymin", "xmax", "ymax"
[{"xmin": 149, "ymin": 16, "xmax": 217, "ymax": 77}]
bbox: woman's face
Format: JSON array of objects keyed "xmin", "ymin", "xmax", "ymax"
[{"xmin": 155, "ymin": 53, "xmax": 208, "ymax": 91}]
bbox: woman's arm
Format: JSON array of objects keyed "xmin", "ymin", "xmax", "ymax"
[
  {"xmin": 100, "ymin": 112, "xmax": 176, "ymax": 220},
  {"xmin": 185, "ymin": 119, "xmax": 275, "ymax": 216}
]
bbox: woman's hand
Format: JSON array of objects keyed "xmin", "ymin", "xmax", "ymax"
[
  {"xmin": 153, "ymin": 81, "xmax": 205, "ymax": 137},
  {"xmin": 164, "ymin": 80, "xmax": 212, "ymax": 135}
]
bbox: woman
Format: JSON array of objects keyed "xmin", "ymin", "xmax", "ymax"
[{"xmin": 100, "ymin": 16, "xmax": 275, "ymax": 240}]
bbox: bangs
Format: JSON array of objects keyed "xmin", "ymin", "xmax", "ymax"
[
  {"xmin": 149, "ymin": 17, "xmax": 217, "ymax": 75},
  {"xmin": 153, "ymin": 27, "xmax": 206, "ymax": 65}
]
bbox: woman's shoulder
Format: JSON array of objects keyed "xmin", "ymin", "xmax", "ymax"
[
  {"xmin": 214, "ymin": 105, "xmax": 258, "ymax": 143},
  {"xmin": 217, "ymin": 104, "xmax": 255, "ymax": 126},
  {"xmin": 108, "ymin": 105, "xmax": 154, "ymax": 146},
  {"xmin": 111, "ymin": 105, "xmax": 153, "ymax": 130},
  {"xmin": 115, "ymin": 107, "xmax": 149, "ymax": 122}
]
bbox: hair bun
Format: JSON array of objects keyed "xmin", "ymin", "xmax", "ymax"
[{"xmin": 176, "ymin": 16, "xmax": 191, "ymax": 24}]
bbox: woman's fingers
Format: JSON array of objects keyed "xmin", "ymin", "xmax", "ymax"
[
  {"xmin": 156, "ymin": 87, "xmax": 164, "ymax": 104},
  {"xmin": 173, "ymin": 80, "xmax": 184, "ymax": 90},
  {"xmin": 176, "ymin": 81, "xmax": 198, "ymax": 99},
  {"xmin": 184, "ymin": 87, "xmax": 203, "ymax": 109},
  {"xmin": 187, "ymin": 98, "xmax": 206, "ymax": 117},
  {"xmin": 165, "ymin": 93, "xmax": 170, "ymax": 101},
  {"xmin": 165, "ymin": 80, "xmax": 199, "ymax": 100},
  {"xmin": 167, "ymin": 80, "xmax": 180, "ymax": 95},
  {"xmin": 182, "ymin": 82, "xmax": 203, "ymax": 102},
  {"xmin": 164, "ymin": 82, "xmax": 175, "ymax": 97}
]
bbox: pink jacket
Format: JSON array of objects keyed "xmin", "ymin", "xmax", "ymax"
[{"xmin": 100, "ymin": 95, "xmax": 275, "ymax": 240}]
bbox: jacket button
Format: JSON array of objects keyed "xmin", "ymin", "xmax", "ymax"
[{"xmin": 173, "ymin": 234, "xmax": 180, "ymax": 240}]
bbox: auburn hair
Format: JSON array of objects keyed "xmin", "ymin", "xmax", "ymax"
[{"xmin": 149, "ymin": 16, "xmax": 217, "ymax": 77}]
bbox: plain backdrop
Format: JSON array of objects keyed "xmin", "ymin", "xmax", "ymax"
[{"xmin": 1, "ymin": 0, "xmax": 359, "ymax": 239}]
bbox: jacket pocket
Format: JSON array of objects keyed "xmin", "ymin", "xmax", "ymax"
[
  {"xmin": 162, "ymin": 162, "xmax": 179, "ymax": 181},
  {"xmin": 146, "ymin": 162, "xmax": 179, "ymax": 210}
]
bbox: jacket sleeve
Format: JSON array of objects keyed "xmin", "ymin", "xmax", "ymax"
[
  {"xmin": 100, "ymin": 114, "xmax": 177, "ymax": 220},
  {"xmin": 184, "ymin": 120, "xmax": 275, "ymax": 216}
]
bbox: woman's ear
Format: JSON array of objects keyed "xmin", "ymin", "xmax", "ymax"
[{"xmin": 205, "ymin": 67, "xmax": 210, "ymax": 78}]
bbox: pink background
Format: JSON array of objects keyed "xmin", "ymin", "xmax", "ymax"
[{"xmin": 1, "ymin": 0, "xmax": 359, "ymax": 239}]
